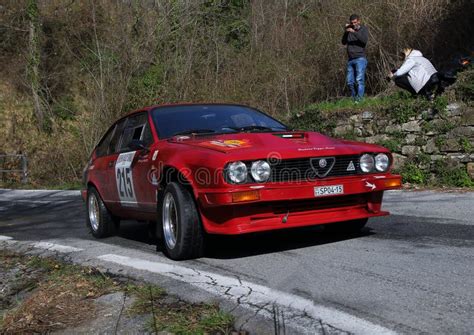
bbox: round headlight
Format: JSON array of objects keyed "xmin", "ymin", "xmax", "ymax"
[
  {"xmin": 250, "ymin": 160, "xmax": 271, "ymax": 182},
  {"xmin": 360, "ymin": 154, "xmax": 375, "ymax": 173},
  {"xmin": 227, "ymin": 161, "xmax": 248, "ymax": 183},
  {"xmin": 375, "ymin": 153, "xmax": 390, "ymax": 172}
]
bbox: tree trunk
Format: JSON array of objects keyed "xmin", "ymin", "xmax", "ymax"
[{"xmin": 27, "ymin": 0, "xmax": 44, "ymax": 129}]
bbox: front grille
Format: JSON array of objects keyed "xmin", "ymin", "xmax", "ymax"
[
  {"xmin": 270, "ymin": 155, "xmax": 360, "ymax": 182},
  {"xmin": 272, "ymin": 193, "xmax": 367, "ymax": 214}
]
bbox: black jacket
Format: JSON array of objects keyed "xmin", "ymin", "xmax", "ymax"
[{"xmin": 342, "ymin": 25, "xmax": 368, "ymax": 60}]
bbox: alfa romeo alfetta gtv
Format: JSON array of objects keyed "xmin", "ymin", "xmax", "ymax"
[{"xmin": 82, "ymin": 104, "xmax": 401, "ymax": 259}]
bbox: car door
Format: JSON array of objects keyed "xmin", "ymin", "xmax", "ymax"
[
  {"xmin": 114, "ymin": 112, "xmax": 155, "ymax": 213},
  {"xmin": 103, "ymin": 118, "xmax": 127, "ymax": 212},
  {"xmin": 89, "ymin": 124, "xmax": 116, "ymax": 200},
  {"xmin": 132, "ymin": 117, "xmax": 157, "ymax": 213}
]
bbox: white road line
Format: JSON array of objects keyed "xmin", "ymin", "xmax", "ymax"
[
  {"xmin": 32, "ymin": 242, "xmax": 83, "ymax": 253},
  {"xmin": 98, "ymin": 254, "xmax": 396, "ymax": 335},
  {"xmin": 0, "ymin": 235, "xmax": 13, "ymax": 241},
  {"xmin": 0, "ymin": 200, "xmax": 74, "ymax": 204},
  {"xmin": 0, "ymin": 189, "xmax": 80, "ymax": 194}
]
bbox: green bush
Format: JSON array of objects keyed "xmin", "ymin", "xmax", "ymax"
[
  {"xmin": 288, "ymin": 109, "xmax": 336, "ymax": 133},
  {"xmin": 452, "ymin": 66, "xmax": 474, "ymax": 103},
  {"xmin": 377, "ymin": 139, "xmax": 402, "ymax": 153},
  {"xmin": 126, "ymin": 64, "xmax": 165, "ymax": 111},
  {"xmin": 459, "ymin": 137, "xmax": 473, "ymax": 153},
  {"xmin": 432, "ymin": 160, "xmax": 474, "ymax": 187},
  {"xmin": 51, "ymin": 96, "xmax": 78, "ymax": 120},
  {"xmin": 432, "ymin": 95, "xmax": 449, "ymax": 113},
  {"xmin": 400, "ymin": 163, "xmax": 429, "ymax": 184},
  {"xmin": 378, "ymin": 92, "xmax": 430, "ymax": 123}
]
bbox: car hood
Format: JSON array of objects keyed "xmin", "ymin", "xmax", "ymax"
[{"xmin": 168, "ymin": 132, "xmax": 386, "ymax": 159}]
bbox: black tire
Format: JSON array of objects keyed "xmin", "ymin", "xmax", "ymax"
[
  {"xmin": 158, "ymin": 182, "xmax": 204, "ymax": 260},
  {"xmin": 324, "ymin": 218, "xmax": 368, "ymax": 234},
  {"xmin": 86, "ymin": 187, "xmax": 119, "ymax": 238},
  {"xmin": 147, "ymin": 220, "xmax": 158, "ymax": 240}
]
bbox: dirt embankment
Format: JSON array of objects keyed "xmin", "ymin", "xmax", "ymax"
[{"xmin": 0, "ymin": 250, "xmax": 237, "ymax": 334}]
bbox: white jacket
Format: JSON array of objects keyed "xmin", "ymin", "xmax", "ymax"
[{"xmin": 394, "ymin": 50, "xmax": 437, "ymax": 93}]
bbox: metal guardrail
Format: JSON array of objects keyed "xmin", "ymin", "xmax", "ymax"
[{"xmin": 0, "ymin": 154, "xmax": 28, "ymax": 184}]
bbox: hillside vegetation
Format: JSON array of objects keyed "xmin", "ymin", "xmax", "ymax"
[{"xmin": 0, "ymin": 0, "xmax": 473, "ymax": 186}]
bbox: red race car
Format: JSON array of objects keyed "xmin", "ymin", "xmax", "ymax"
[{"xmin": 82, "ymin": 104, "xmax": 401, "ymax": 260}]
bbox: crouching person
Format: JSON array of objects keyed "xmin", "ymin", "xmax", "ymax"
[{"xmin": 389, "ymin": 48, "xmax": 440, "ymax": 100}]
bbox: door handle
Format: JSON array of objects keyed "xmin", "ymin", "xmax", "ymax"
[{"xmin": 108, "ymin": 161, "xmax": 115, "ymax": 168}]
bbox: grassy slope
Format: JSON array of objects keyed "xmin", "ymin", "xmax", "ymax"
[{"xmin": 0, "ymin": 250, "xmax": 235, "ymax": 334}]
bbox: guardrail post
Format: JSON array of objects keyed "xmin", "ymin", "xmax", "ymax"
[{"xmin": 21, "ymin": 155, "xmax": 28, "ymax": 184}]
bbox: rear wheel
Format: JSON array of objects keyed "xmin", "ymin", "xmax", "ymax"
[
  {"xmin": 324, "ymin": 218, "xmax": 368, "ymax": 234},
  {"xmin": 86, "ymin": 187, "xmax": 119, "ymax": 238},
  {"xmin": 159, "ymin": 182, "xmax": 204, "ymax": 260}
]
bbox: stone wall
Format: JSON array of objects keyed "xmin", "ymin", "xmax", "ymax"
[{"xmin": 330, "ymin": 103, "xmax": 474, "ymax": 180}]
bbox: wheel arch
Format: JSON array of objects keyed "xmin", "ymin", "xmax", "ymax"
[
  {"xmin": 86, "ymin": 180, "xmax": 102, "ymax": 197},
  {"xmin": 86, "ymin": 181, "xmax": 117, "ymax": 217},
  {"xmin": 158, "ymin": 165, "xmax": 198, "ymax": 201},
  {"xmin": 86, "ymin": 181, "xmax": 106, "ymax": 200},
  {"xmin": 157, "ymin": 165, "xmax": 210, "ymax": 234}
]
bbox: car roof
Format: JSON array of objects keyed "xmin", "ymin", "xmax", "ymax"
[{"xmin": 122, "ymin": 102, "xmax": 255, "ymax": 118}]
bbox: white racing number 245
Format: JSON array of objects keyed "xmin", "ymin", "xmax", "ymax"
[{"xmin": 115, "ymin": 151, "xmax": 137, "ymax": 206}]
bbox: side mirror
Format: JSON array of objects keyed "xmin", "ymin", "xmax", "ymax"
[{"xmin": 129, "ymin": 139, "xmax": 149, "ymax": 153}]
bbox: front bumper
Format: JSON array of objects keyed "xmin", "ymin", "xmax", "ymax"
[{"xmin": 197, "ymin": 174, "xmax": 401, "ymax": 234}]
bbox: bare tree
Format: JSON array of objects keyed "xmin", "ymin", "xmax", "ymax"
[{"xmin": 26, "ymin": 0, "xmax": 47, "ymax": 130}]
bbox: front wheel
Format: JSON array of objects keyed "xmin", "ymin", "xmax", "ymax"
[
  {"xmin": 324, "ymin": 218, "xmax": 368, "ymax": 234},
  {"xmin": 86, "ymin": 187, "xmax": 119, "ymax": 238},
  {"xmin": 159, "ymin": 182, "xmax": 204, "ymax": 260}
]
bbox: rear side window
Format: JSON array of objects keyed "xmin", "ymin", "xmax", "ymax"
[
  {"xmin": 95, "ymin": 125, "xmax": 116, "ymax": 157},
  {"xmin": 109, "ymin": 118, "xmax": 127, "ymax": 154},
  {"xmin": 119, "ymin": 113, "xmax": 151, "ymax": 152}
]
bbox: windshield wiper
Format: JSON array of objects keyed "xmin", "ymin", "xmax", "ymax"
[
  {"xmin": 172, "ymin": 129, "xmax": 216, "ymax": 136},
  {"xmin": 224, "ymin": 125, "xmax": 286, "ymax": 133}
]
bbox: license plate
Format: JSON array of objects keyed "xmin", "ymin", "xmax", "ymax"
[{"xmin": 314, "ymin": 185, "xmax": 344, "ymax": 197}]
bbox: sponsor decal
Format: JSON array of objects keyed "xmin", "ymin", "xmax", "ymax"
[
  {"xmin": 199, "ymin": 139, "xmax": 251, "ymax": 150},
  {"xmin": 115, "ymin": 151, "xmax": 138, "ymax": 207},
  {"xmin": 297, "ymin": 146, "xmax": 336, "ymax": 151},
  {"xmin": 148, "ymin": 167, "xmax": 159, "ymax": 186},
  {"xmin": 365, "ymin": 181, "xmax": 376, "ymax": 190},
  {"xmin": 347, "ymin": 161, "xmax": 355, "ymax": 171}
]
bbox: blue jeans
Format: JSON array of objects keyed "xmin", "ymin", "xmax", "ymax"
[{"xmin": 346, "ymin": 57, "xmax": 368, "ymax": 100}]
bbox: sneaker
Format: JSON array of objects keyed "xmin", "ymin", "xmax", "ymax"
[
  {"xmin": 354, "ymin": 97, "xmax": 363, "ymax": 104},
  {"xmin": 424, "ymin": 92, "xmax": 435, "ymax": 101}
]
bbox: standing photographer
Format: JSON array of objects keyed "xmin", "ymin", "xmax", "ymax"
[{"xmin": 342, "ymin": 14, "xmax": 369, "ymax": 102}]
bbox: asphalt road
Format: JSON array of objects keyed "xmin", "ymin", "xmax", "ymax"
[{"xmin": 0, "ymin": 189, "xmax": 473, "ymax": 334}]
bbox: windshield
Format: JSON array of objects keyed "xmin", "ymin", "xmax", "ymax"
[{"xmin": 151, "ymin": 104, "xmax": 288, "ymax": 139}]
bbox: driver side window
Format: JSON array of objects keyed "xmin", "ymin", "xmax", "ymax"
[{"xmin": 142, "ymin": 122, "xmax": 153, "ymax": 146}]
